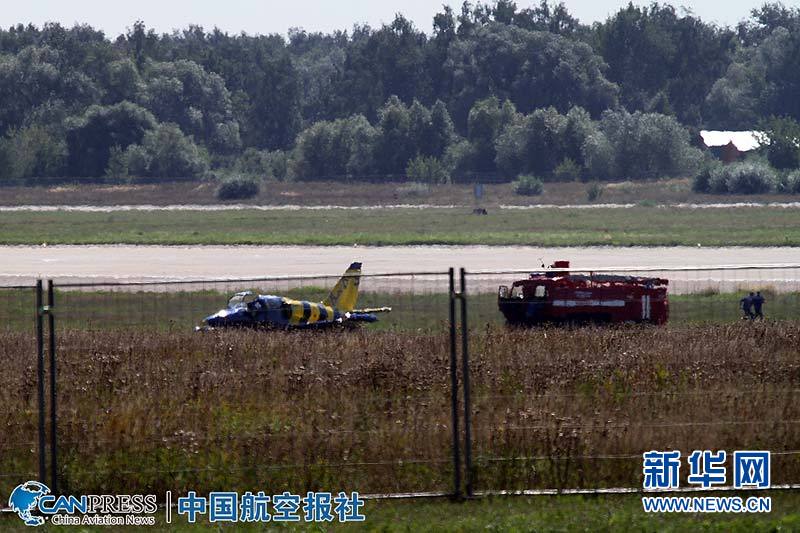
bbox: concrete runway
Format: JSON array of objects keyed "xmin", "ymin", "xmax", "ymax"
[{"xmin": 1, "ymin": 245, "xmax": 798, "ymax": 294}]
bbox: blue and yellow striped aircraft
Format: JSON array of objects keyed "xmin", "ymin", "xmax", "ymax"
[{"xmin": 200, "ymin": 263, "xmax": 391, "ymax": 330}]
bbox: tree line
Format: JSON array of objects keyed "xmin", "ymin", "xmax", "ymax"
[{"xmin": 0, "ymin": 1, "xmax": 799, "ymax": 186}]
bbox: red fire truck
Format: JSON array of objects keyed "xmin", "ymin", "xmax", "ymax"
[{"xmin": 498, "ymin": 261, "xmax": 669, "ymax": 325}]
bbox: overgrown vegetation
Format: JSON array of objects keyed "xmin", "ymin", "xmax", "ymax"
[
  {"xmin": 512, "ymin": 174, "xmax": 543, "ymax": 196},
  {"xmin": 695, "ymin": 161, "xmax": 782, "ymax": 195},
  {"xmin": 216, "ymin": 175, "xmax": 260, "ymax": 200},
  {"xmin": 786, "ymin": 170, "xmax": 800, "ymax": 194},
  {"xmin": 2, "ymin": 3, "xmax": 800, "ymax": 185},
  {"xmin": 2, "ymin": 322, "xmax": 798, "ymax": 495},
  {"xmin": 586, "ymin": 182, "xmax": 603, "ymax": 202}
]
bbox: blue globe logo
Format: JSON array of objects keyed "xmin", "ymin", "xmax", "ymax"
[{"xmin": 8, "ymin": 481, "xmax": 50, "ymax": 526}]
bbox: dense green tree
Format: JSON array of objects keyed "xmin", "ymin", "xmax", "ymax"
[
  {"xmin": 406, "ymin": 155, "xmax": 451, "ymax": 184},
  {"xmin": 514, "ymin": 1, "xmax": 582, "ymax": 35},
  {"xmin": 706, "ymin": 25, "xmax": 800, "ymax": 127},
  {"xmin": 330, "ymin": 17, "xmax": 431, "ymax": 121},
  {"xmin": 290, "ymin": 114, "xmax": 377, "ymax": 179},
  {"xmin": 495, "ymin": 106, "xmax": 567, "ymax": 177},
  {"xmin": 288, "ymin": 29, "xmax": 348, "ymax": 123},
  {"xmin": 445, "ymin": 22, "xmax": 618, "ymax": 128},
  {"xmin": 428, "ymin": 6, "xmax": 458, "ymax": 100},
  {"xmin": 759, "ymin": 116, "xmax": 800, "ymax": 170},
  {"xmin": 65, "ymin": 102, "xmax": 156, "ymax": 177},
  {"xmin": 0, "ymin": 46, "xmax": 63, "ymax": 134},
  {"xmin": 104, "ymin": 58, "xmax": 142, "ymax": 104},
  {"xmin": 124, "ymin": 122, "xmax": 208, "ymax": 178},
  {"xmin": 428, "ymin": 100, "xmax": 457, "ymax": 158},
  {"xmin": 237, "ymin": 147, "xmax": 288, "ymax": 180},
  {"xmin": 588, "ymin": 109, "xmax": 702, "ymax": 179},
  {"xmin": 290, "ymin": 97, "xmax": 459, "ymax": 180},
  {"xmin": 2, "ymin": 4, "xmax": 800, "ymax": 184},
  {"xmin": 736, "ymin": 3, "xmax": 800, "ymax": 46},
  {"xmin": 466, "ymin": 97, "xmax": 519, "ymax": 172},
  {"xmin": 372, "ymin": 96, "xmax": 415, "ymax": 175},
  {"xmin": 141, "ymin": 25, "xmax": 303, "ymax": 150},
  {"xmin": 594, "ymin": 3, "xmax": 734, "ymax": 125},
  {"xmin": 139, "ymin": 59, "xmax": 240, "ymax": 153},
  {"xmin": 562, "ymin": 106, "xmax": 597, "ymax": 166},
  {"xmin": 0, "ymin": 125, "xmax": 66, "ymax": 180}
]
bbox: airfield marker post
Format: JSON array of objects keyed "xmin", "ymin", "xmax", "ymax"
[
  {"xmin": 35, "ymin": 279, "xmax": 46, "ymax": 484},
  {"xmin": 47, "ymin": 280, "xmax": 58, "ymax": 494},
  {"xmin": 448, "ymin": 268, "xmax": 462, "ymax": 499},
  {"xmin": 459, "ymin": 268, "xmax": 473, "ymax": 498}
]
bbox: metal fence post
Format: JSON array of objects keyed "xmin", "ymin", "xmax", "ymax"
[
  {"xmin": 47, "ymin": 280, "xmax": 58, "ymax": 493},
  {"xmin": 459, "ymin": 268, "xmax": 473, "ymax": 497},
  {"xmin": 448, "ymin": 268, "xmax": 462, "ymax": 499},
  {"xmin": 35, "ymin": 280, "xmax": 46, "ymax": 484}
]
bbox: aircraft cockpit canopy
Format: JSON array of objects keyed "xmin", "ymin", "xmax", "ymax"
[{"xmin": 228, "ymin": 291, "xmax": 258, "ymax": 308}]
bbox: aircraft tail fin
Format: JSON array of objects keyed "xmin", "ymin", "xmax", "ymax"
[{"xmin": 323, "ymin": 262, "xmax": 362, "ymax": 312}]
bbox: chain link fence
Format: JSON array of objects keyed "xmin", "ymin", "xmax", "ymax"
[
  {"xmin": 0, "ymin": 283, "xmax": 42, "ymax": 486},
  {"xmin": 45, "ymin": 271, "xmax": 457, "ymax": 496},
  {"xmin": 463, "ymin": 265, "xmax": 800, "ymax": 494},
  {"xmin": 2, "ymin": 264, "xmax": 800, "ymax": 500}
]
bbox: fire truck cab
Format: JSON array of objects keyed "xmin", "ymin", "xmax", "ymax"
[{"xmin": 498, "ymin": 261, "xmax": 668, "ymax": 325}]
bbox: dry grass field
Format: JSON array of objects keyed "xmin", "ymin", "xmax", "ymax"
[{"xmin": 2, "ymin": 322, "xmax": 798, "ymax": 496}]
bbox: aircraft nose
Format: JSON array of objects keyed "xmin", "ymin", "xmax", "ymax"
[
  {"xmin": 204, "ymin": 311, "xmax": 224, "ymax": 326},
  {"xmin": 204, "ymin": 308, "xmax": 241, "ymax": 328}
]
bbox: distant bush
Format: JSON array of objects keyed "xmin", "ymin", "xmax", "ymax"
[
  {"xmin": 759, "ymin": 116, "xmax": 800, "ymax": 170},
  {"xmin": 586, "ymin": 182, "xmax": 604, "ymax": 202},
  {"xmin": 726, "ymin": 163, "xmax": 777, "ymax": 194},
  {"xmin": 706, "ymin": 162, "xmax": 777, "ymax": 194},
  {"xmin": 406, "ymin": 156, "xmax": 450, "ymax": 184},
  {"xmin": 238, "ymin": 148, "xmax": 289, "ymax": 180},
  {"xmin": 105, "ymin": 145, "xmax": 128, "ymax": 179},
  {"xmin": 216, "ymin": 175, "xmax": 260, "ymax": 200},
  {"xmin": 553, "ymin": 158, "xmax": 582, "ymax": 181},
  {"xmin": 582, "ymin": 110, "xmax": 702, "ymax": 180},
  {"xmin": 267, "ymin": 151, "xmax": 289, "ymax": 181},
  {"xmin": 692, "ymin": 163, "xmax": 719, "ymax": 193},
  {"xmin": 0, "ymin": 125, "xmax": 66, "ymax": 181},
  {"xmin": 443, "ymin": 139, "xmax": 476, "ymax": 182},
  {"xmin": 124, "ymin": 145, "xmax": 151, "ymax": 177},
  {"xmin": 512, "ymin": 175, "xmax": 544, "ymax": 196},
  {"xmin": 65, "ymin": 102, "xmax": 157, "ymax": 178},
  {"xmin": 143, "ymin": 124, "xmax": 208, "ymax": 178},
  {"xmin": 289, "ymin": 115, "xmax": 377, "ymax": 180},
  {"xmin": 123, "ymin": 123, "xmax": 208, "ymax": 180},
  {"xmin": 581, "ymin": 131, "xmax": 615, "ymax": 180},
  {"xmin": 707, "ymin": 166, "xmax": 729, "ymax": 194},
  {"xmin": 786, "ymin": 171, "xmax": 800, "ymax": 194}
]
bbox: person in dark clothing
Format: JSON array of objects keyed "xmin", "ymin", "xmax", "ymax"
[
  {"xmin": 740, "ymin": 292, "xmax": 754, "ymax": 319},
  {"xmin": 752, "ymin": 291, "xmax": 765, "ymax": 319}
]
